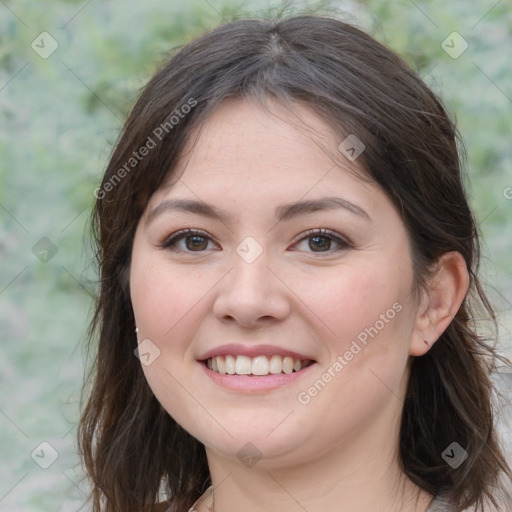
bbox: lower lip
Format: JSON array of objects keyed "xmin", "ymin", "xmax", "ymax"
[{"xmin": 199, "ymin": 361, "xmax": 317, "ymax": 392}]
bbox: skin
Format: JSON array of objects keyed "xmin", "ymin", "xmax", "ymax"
[{"xmin": 130, "ymin": 99, "xmax": 469, "ymax": 512}]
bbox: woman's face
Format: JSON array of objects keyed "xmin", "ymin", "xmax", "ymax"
[{"xmin": 130, "ymin": 99, "xmax": 424, "ymax": 467}]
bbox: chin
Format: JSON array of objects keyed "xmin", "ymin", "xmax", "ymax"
[{"xmin": 198, "ymin": 425, "xmax": 313, "ymax": 464}]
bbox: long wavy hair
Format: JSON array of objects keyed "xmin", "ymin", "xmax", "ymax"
[{"xmin": 78, "ymin": 14, "xmax": 512, "ymax": 512}]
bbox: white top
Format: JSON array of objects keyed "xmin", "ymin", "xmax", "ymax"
[{"xmin": 425, "ymin": 493, "xmax": 455, "ymax": 511}]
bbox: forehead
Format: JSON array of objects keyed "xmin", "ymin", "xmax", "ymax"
[{"xmin": 149, "ymin": 98, "xmax": 374, "ymax": 208}]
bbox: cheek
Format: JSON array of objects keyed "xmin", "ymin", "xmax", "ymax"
[
  {"xmin": 130, "ymin": 253, "xmax": 218, "ymax": 425},
  {"xmin": 130, "ymin": 258, "xmax": 209, "ymax": 433},
  {"xmin": 295, "ymin": 260, "xmax": 414, "ymax": 403},
  {"xmin": 297, "ymin": 259, "xmax": 412, "ymax": 350},
  {"xmin": 130, "ymin": 254, "xmax": 212, "ymax": 342}
]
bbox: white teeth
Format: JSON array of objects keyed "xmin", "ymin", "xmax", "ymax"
[
  {"xmin": 216, "ymin": 356, "xmax": 226, "ymax": 374},
  {"xmin": 282, "ymin": 356, "xmax": 293, "ymax": 374},
  {"xmin": 252, "ymin": 356, "xmax": 269, "ymax": 375},
  {"xmin": 206, "ymin": 354, "xmax": 312, "ymax": 376},
  {"xmin": 225, "ymin": 354, "xmax": 236, "ymax": 374},
  {"xmin": 269, "ymin": 355, "xmax": 283, "ymax": 374},
  {"xmin": 235, "ymin": 355, "xmax": 252, "ymax": 375}
]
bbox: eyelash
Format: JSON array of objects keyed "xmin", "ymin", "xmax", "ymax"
[{"xmin": 160, "ymin": 228, "xmax": 352, "ymax": 256}]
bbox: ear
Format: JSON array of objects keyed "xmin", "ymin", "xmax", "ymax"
[{"xmin": 409, "ymin": 251, "xmax": 470, "ymax": 356}]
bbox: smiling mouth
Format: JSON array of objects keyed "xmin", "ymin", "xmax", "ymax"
[{"xmin": 204, "ymin": 354, "xmax": 315, "ymax": 376}]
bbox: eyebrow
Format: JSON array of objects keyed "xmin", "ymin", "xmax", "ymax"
[{"xmin": 147, "ymin": 196, "xmax": 370, "ymax": 224}]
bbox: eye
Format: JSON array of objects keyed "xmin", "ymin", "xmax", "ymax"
[
  {"xmin": 291, "ymin": 228, "xmax": 351, "ymax": 255},
  {"xmin": 160, "ymin": 227, "xmax": 351, "ymax": 255},
  {"xmin": 161, "ymin": 228, "xmax": 218, "ymax": 253}
]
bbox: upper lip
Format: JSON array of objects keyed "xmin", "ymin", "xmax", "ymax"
[{"xmin": 198, "ymin": 344, "xmax": 316, "ymax": 361}]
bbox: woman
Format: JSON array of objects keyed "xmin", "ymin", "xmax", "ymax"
[{"xmin": 79, "ymin": 14, "xmax": 512, "ymax": 512}]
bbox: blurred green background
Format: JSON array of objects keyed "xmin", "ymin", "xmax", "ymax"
[{"xmin": 0, "ymin": 0, "xmax": 510, "ymax": 510}]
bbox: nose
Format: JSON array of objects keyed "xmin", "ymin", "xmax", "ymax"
[{"xmin": 212, "ymin": 245, "xmax": 291, "ymax": 328}]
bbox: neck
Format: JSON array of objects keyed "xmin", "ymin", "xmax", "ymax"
[{"xmin": 202, "ymin": 461, "xmax": 432, "ymax": 512}]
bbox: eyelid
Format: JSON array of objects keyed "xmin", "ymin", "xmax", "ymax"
[
  {"xmin": 290, "ymin": 228, "xmax": 352, "ymax": 255},
  {"xmin": 291, "ymin": 228, "xmax": 351, "ymax": 246},
  {"xmin": 161, "ymin": 228, "xmax": 218, "ymax": 250}
]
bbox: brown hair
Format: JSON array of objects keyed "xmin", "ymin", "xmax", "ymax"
[{"xmin": 79, "ymin": 14, "xmax": 512, "ymax": 512}]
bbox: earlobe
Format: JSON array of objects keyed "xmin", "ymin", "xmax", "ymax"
[{"xmin": 410, "ymin": 251, "xmax": 470, "ymax": 356}]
